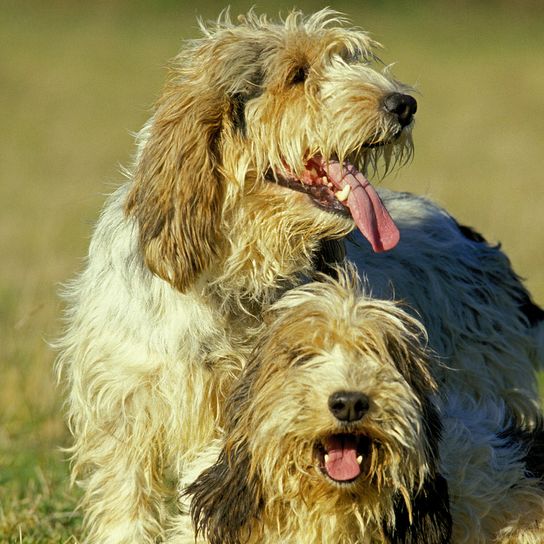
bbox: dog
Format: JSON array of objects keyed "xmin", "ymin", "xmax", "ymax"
[
  {"xmin": 441, "ymin": 396, "xmax": 544, "ymax": 543},
  {"xmin": 56, "ymin": 10, "xmax": 543, "ymax": 542},
  {"xmin": 185, "ymin": 269, "xmax": 544, "ymax": 544}
]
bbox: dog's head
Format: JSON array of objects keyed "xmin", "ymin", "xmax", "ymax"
[
  {"xmin": 125, "ymin": 10, "xmax": 417, "ymax": 293},
  {"xmin": 186, "ymin": 268, "xmax": 451, "ymax": 543}
]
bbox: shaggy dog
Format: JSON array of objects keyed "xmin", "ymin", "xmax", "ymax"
[
  {"xmin": 56, "ymin": 10, "xmax": 543, "ymax": 542},
  {"xmin": 186, "ymin": 271, "xmax": 544, "ymax": 544}
]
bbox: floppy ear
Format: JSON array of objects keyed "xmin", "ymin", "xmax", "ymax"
[
  {"xmin": 126, "ymin": 69, "xmax": 226, "ymax": 292},
  {"xmin": 386, "ymin": 472, "xmax": 452, "ymax": 544},
  {"xmin": 185, "ymin": 444, "xmax": 263, "ymax": 544},
  {"xmin": 383, "ymin": 378, "xmax": 451, "ymax": 543},
  {"xmin": 382, "ymin": 329, "xmax": 452, "ymax": 542}
]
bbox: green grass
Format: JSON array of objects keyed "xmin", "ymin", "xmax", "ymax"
[
  {"xmin": 1, "ymin": 1, "xmax": 543, "ymax": 541},
  {"xmin": 0, "ymin": 443, "xmax": 82, "ymax": 543}
]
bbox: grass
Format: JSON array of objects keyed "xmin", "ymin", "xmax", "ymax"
[
  {"xmin": 1, "ymin": 1, "xmax": 543, "ymax": 541},
  {"xmin": 0, "ymin": 445, "xmax": 82, "ymax": 542}
]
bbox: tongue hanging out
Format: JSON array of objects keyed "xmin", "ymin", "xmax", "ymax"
[
  {"xmin": 272, "ymin": 156, "xmax": 400, "ymax": 252},
  {"xmin": 323, "ymin": 160, "xmax": 400, "ymax": 252},
  {"xmin": 323, "ymin": 434, "xmax": 363, "ymax": 482}
]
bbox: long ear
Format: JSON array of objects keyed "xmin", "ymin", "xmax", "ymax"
[
  {"xmin": 185, "ymin": 444, "xmax": 263, "ymax": 544},
  {"xmin": 383, "ymin": 329, "xmax": 452, "ymax": 542},
  {"xmin": 126, "ymin": 65, "xmax": 226, "ymax": 292},
  {"xmin": 384, "ymin": 325, "xmax": 443, "ymax": 464},
  {"xmin": 382, "ymin": 386, "xmax": 451, "ymax": 543},
  {"xmin": 386, "ymin": 472, "xmax": 452, "ymax": 544}
]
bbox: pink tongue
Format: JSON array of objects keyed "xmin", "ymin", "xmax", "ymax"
[
  {"xmin": 326, "ymin": 161, "xmax": 400, "ymax": 252},
  {"xmin": 324, "ymin": 435, "xmax": 361, "ymax": 482}
]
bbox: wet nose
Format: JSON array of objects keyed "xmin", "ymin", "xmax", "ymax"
[
  {"xmin": 328, "ymin": 391, "xmax": 370, "ymax": 423},
  {"xmin": 383, "ymin": 92, "xmax": 417, "ymax": 127}
]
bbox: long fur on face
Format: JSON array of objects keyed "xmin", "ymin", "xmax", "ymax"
[
  {"xmin": 187, "ymin": 267, "xmax": 451, "ymax": 544},
  {"xmin": 124, "ymin": 9, "xmax": 412, "ymax": 297}
]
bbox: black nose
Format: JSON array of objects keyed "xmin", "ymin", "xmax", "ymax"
[
  {"xmin": 383, "ymin": 92, "xmax": 417, "ymax": 127},
  {"xmin": 328, "ymin": 391, "xmax": 370, "ymax": 423}
]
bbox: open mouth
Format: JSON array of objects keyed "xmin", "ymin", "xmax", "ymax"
[
  {"xmin": 315, "ymin": 433, "xmax": 372, "ymax": 484},
  {"xmin": 266, "ymin": 154, "xmax": 400, "ymax": 253}
]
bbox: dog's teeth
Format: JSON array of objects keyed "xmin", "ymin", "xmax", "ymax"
[
  {"xmin": 356, "ymin": 455, "xmax": 363, "ymax": 464},
  {"xmin": 322, "ymin": 176, "xmax": 328, "ymax": 185},
  {"xmin": 335, "ymin": 185, "xmax": 351, "ymax": 202},
  {"xmin": 324, "ymin": 454, "xmax": 330, "ymax": 463}
]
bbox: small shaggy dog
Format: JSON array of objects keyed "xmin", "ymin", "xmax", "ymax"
[
  {"xmin": 185, "ymin": 271, "xmax": 544, "ymax": 544},
  {"xmin": 56, "ymin": 10, "xmax": 543, "ymax": 542}
]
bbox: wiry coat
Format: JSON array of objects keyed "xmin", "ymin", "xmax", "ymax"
[
  {"xmin": 185, "ymin": 269, "xmax": 451, "ymax": 544},
  {"xmin": 56, "ymin": 10, "xmax": 543, "ymax": 543},
  {"xmin": 440, "ymin": 396, "xmax": 544, "ymax": 543}
]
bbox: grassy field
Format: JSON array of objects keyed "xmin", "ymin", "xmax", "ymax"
[{"xmin": 1, "ymin": 1, "xmax": 543, "ymax": 541}]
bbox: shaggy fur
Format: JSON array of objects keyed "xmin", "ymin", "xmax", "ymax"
[
  {"xmin": 185, "ymin": 271, "xmax": 544, "ymax": 544},
  {"xmin": 184, "ymin": 269, "xmax": 450, "ymax": 544},
  {"xmin": 55, "ymin": 10, "xmax": 543, "ymax": 543},
  {"xmin": 441, "ymin": 397, "xmax": 544, "ymax": 543}
]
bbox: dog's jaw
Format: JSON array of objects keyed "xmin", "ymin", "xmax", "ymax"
[{"xmin": 266, "ymin": 155, "xmax": 400, "ymax": 252}]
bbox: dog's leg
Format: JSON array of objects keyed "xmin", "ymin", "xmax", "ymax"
[{"xmin": 68, "ymin": 379, "xmax": 171, "ymax": 544}]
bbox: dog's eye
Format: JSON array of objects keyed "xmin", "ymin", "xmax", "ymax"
[
  {"xmin": 293, "ymin": 354, "xmax": 311, "ymax": 367},
  {"xmin": 290, "ymin": 65, "xmax": 309, "ymax": 85}
]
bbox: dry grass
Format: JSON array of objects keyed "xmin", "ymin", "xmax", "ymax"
[{"xmin": 1, "ymin": 1, "xmax": 542, "ymax": 541}]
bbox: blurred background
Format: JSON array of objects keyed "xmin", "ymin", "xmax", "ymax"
[{"xmin": 1, "ymin": 0, "xmax": 543, "ymax": 540}]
